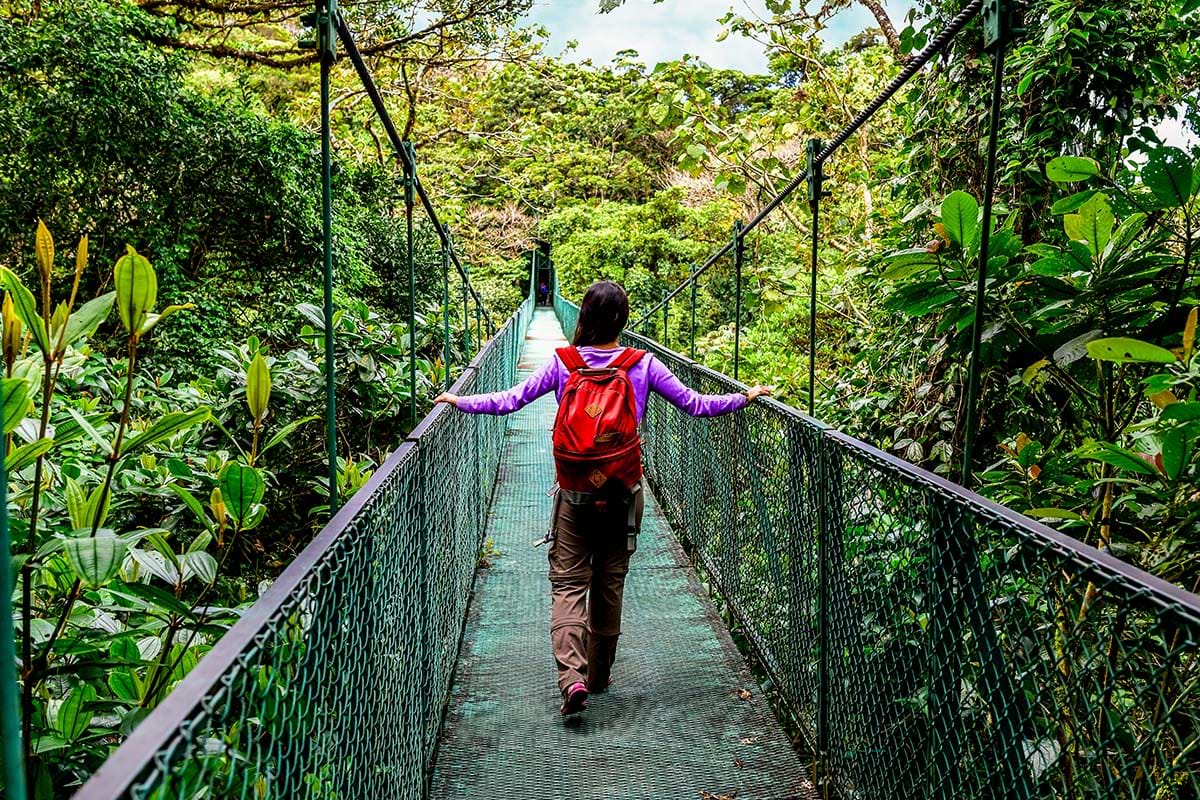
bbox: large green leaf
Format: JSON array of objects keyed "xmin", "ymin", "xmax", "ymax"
[
  {"xmin": 129, "ymin": 548, "xmax": 181, "ymax": 586},
  {"xmin": 1025, "ymin": 508, "xmax": 1084, "ymax": 521},
  {"xmin": 181, "ymin": 551, "xmax": 217, "ymax": 585},
  {"xmin": 65, "ymin": 477, "xmax": 89, "ymax": 530},
  {"xmin": 260, "ymin": 415, "xmax": 320, "ymax": 455},
  {"xmin": 55, "ymin": 684, "xmax": 97, "ymax": 741},
  {"xmin": 137, "ymin": 303, "xmax": 192, "ymax": 336},
  {"xmin": 220, "ymin": 462, "xmax": 265, "ymax": 521},
  {"xmin": 1102, "ymin": 213, "xmax": 1146, "ymax": 262},
  {"xmin": 940, "ymin": 191, "xmax": 978, "ymax": 249},
  {"xmin": 1141, "ymin": 146, "xmax": 1193, "ymax": 208},
  {"xmin": 85, "ymin": 482, "xmax": 111, "ymax": 530},
  {"xmin": 1162, "ymin": 402, "xmax": 1200, "ymax": 422},
  {"xmin": 1053, "ymin": 329, "xmax": 1102, "ymax": 366},
  {"xmin": 64, "ymin": 531, "xmax": 128, "ymax": 587},
  {"xmin": 1160, "ymin": 428, "xmax": 1190, "ymax": 481},
  {"xmin": 167, "ymin": 483, "xmax": 210, "ymax": 529},
  {"xmin": 1046, "ymin": 156, "xmax": 1100, "ymax": 183},
  {"xmin": 1050, "ymin": 189, "xmax": 1099, "ymax": 214},
  {"xmin": 0, "ymin": 377, "xmax": 30, "ymax": 434},
  {"xmin": 120, "ymin": 408, "xmax": 210, "ymax": 457},
  {"xmin": 0, "ymin": 268, "xmax": 49, "ymax": 353},
  {"xmin": 1086, "ymin": 337, "xmax": 1177, "ymax": 364},
  {"xmin": 879, "ymin": 248, "xmax": 941, "ymax": 280},
  {"xmin": 7, "ymin": 437, "xmax": 54, "ymax": 472},
  {"xmin": 62, "ymin": 292, "xmax": 115, "ymax": 347},
  {"xmin": 108, "ymin": 671, "xmax": 140, "ymax": 704},
  {"xmin": 1078, "ymin": 443, "xmax": 1159, "ymax": 476},
  {"xmin": 65, "ymin": 407, "xmax": 113, "ymax": 456},
  {"xmin": 114, "ymin": 246, "xmax": 157, "ymax": 335},
  {"xmin": 1063, "ymin": 193, "xmax": 1113, "ymax": 259}
]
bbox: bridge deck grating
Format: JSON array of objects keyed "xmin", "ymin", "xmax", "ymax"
[{"xmin": 429, "ymin": 309, "xmax": 814, "ymax": 800}]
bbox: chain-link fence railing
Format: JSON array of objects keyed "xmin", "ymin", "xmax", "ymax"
[
  {"xmin": 73, "ymin": 298, "xmax": 532, "ymax": 800},
  {"xmin": 556, "ymin": 295, "xmax": 1200, "ymax": 800}
]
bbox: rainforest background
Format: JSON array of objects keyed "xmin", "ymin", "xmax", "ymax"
[{"xmin": 0, "ymin": 0, "xmax": 1197, "ymax": 792}]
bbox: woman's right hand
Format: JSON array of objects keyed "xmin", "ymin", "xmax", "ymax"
[
  {"xmin": 745, "ymin": 385, "xmax": 773, "ymax": 402},
  {"xmin": 434, "ymin": 392, "xmax": 460, "ymax": 407}
]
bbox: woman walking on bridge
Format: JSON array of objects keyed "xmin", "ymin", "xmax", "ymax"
[{"xmin": 436, "ymin": 281, "xmax": 770, "ymax": 717}]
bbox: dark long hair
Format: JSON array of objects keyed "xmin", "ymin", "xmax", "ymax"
[{"xmin": 572, "ymin": 281, "xmax": 629, "ymax": 346}]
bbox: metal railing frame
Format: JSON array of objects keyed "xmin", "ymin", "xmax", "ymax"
[{"xmin": 557, "ymin": 293, "xmax": 1200, "ymax": 799}]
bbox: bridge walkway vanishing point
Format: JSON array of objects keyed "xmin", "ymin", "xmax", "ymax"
[{"xmin": 430, "ymin": 307, "xmax": 815, "ymax": 800}]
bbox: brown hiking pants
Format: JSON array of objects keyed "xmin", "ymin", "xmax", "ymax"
[{"xmin": 547, "ymin": 484, "xmax": 645, "ymax": 694}]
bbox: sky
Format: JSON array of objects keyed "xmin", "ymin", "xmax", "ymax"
[
  {"xmin": 521, "ymin": 0, "xmax": 1196, "ymax": 148},
  {"xmin": 522, "ymin": 0, "xmax": 908, "ymax": 73}
]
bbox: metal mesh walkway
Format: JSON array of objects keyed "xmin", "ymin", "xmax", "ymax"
[{"xmin": 430, "ymin": 308, "xmax": 814, "ymax": 800}]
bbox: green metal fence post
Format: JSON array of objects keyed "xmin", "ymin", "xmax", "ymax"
[
  {"xmin": 317, "ymin": 0, "xmax": 339, "ymax": 511},
  {"xmin": 689, "ymin": 263, "xmax": 697, "ymax": 360},
  {"xmin": 806, "ymin": 139, "xmax": 828, "ymax": 418},
  {"xmin": 961, "ymin": 0, "xmax": 1010, "ymax": 487},
  {"xmin": 462, "ymin": 267, "xmax": 471, "ymax": 357},
  {"xmin": 927, "ymin": 496, "xmax": 966, "ymax": 800},
  {"xmin": 661, "ymin": 290, "xmax": 669, "ymax": 350},
  {"xmin": 733, "ymin": 221, "xmax": 744, "ymax": 381},
  {"xmin": 442, "ymin": 225, "xmax": 452, "ymax": 390},
  {"xmin": 1, "ymin": 453, "xmax": 27, "ymax": 799},
  {"xmin": 402, "ymin": 140, "xmax": 418, "ymax": 424},
  {"xmin": 815, "ymin": 435, "xmax": 845, "ymax": 795},
  {"xmin": 416, "ymin": 442, "xmax": 433, "ymax": 788}
]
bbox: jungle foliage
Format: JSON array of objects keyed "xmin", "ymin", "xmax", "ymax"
[{"xmin": 0, "ymin": 0, "xmax": 1197, "ymax": 792}]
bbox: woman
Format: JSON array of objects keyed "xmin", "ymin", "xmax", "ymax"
[{"xmin": 435, "ymin": 281, "xmax": 770, "ymax": 716}]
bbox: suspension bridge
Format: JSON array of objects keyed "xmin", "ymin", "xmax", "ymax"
[{"xmin": 1, "ymin": 0, "xmax": 1194, "ymax": 797}]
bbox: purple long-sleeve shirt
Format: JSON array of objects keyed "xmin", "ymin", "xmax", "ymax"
[{"xmin": 455, "ymin": 346, "xmax": 747, "ymax": 420}]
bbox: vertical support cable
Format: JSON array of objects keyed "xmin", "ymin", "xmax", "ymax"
[
  {"xmin": 689, "ymin": 262, "xmax": 697, "ymax": 360},
  {"xmin": 0, "ymin": 453, "xmax": 27, "ymax": 799},
  {"xmin": 402, "ymin": 141, "xmax": 418, "ymax": 424},
  {"xmin": 807, "ymin": 139, "xmax": 826, "ymax": 418},
  {"xmin": 318, "ymin": 0, "xmax": 339, "ymax": 511},
  {"xmin": 961, "ymin": 8, "xmax": 1009, "ymax": 487},
  {"xmin": 661, "ymin": 290, "xmax": 669, "ymax": 350},
  {"xmin": 442, "ymin": 225, "xmax": 452, "ymax": 391},
  {"xmin": 462, "ymin": 266, "xmax": 471, "ymax": 357},
  {"xmin": 733, "ymin": 220, "xmax": 744, "ymax": 381}
]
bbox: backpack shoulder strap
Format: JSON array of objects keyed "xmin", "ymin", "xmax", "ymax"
[
  {"xmin": 610, "ymin": 348, "xmax": 646, "ymax": 371},
  {"xmin": 556, "ymin": 346, "xmax": 587, "ymax": 372}
]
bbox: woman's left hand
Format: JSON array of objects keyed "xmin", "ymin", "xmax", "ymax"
[
  {"xmin": 745, "ymin": 385, "xmax": 773, "ymax": 402},
  {"xmin": 434, "ymin": 392, "xmax": 460, "ymax": 407}
]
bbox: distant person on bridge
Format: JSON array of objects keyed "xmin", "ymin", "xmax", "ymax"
[
  {"xmin": 436, "ymin": 281, "xmax": 770, "ymax": 717},
  {"xmin": 538, "ymin": 280, "xmax": 549, "ymax": 305}
]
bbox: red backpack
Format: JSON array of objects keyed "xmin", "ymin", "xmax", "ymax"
[{"xmin": 552, "ymin": 346, "xmax": 646, "ymax": 494}]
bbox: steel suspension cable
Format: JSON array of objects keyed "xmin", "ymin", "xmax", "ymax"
[{"xmin": 333, "ymin": 15, "xmax": 495, "ymax": 335}]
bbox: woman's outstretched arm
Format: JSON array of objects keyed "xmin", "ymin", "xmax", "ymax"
[
  {"xmin": 435, "ymin": 359, "xmax": 557, "ymax": 415},
  {"xmin": 646, "ymin": 356, "xmax": 771, "ymax": 417}
]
